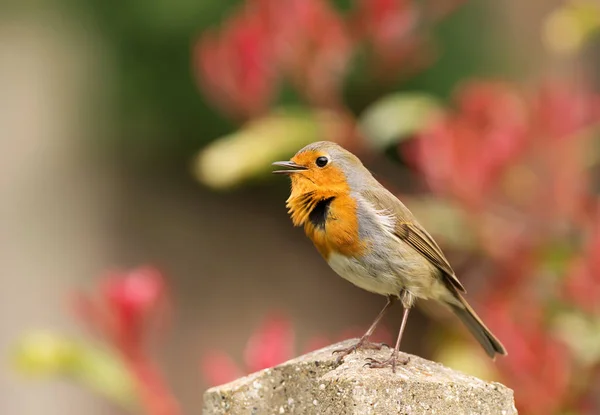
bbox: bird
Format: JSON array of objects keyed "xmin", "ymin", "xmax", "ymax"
[{"xmin": 272, "ymin": 141, "xmax": 506, "ymax": 371}]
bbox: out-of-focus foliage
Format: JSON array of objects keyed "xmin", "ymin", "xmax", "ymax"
[
  {"xmin": 48, "ymin": 0, "xmax": 492, "ymax": 164},
  {"xmin": 401, "ymin": 196, "xmax": 475, "ymax": 250},
  {"xmin": 543, "ymin": 0, "xmax": 600, "ymax": 55},
  {"xmin": 194, "ymin": 108, "xmax": 348, "ymax": 189},
  {"xmin": 195, "ymin": 94, "xmax": 442, "ymax": 189},
  {"xmin": 14, "ymin": 267, "xmax": 180, "ymax": 415},
  {"xmin": 14, "ymin": 331, "xmax": 135, "ymax": 409},
  {"xmin": 191, "ymin": 0, "xmax": 476, "ymax": 188},
  {"xmin": 358, "ymin": 92, "xmax": 442, "ymax": 150},
  {"xmin": 408, "ymin": 80, "xmax": 600, "ymax": 415}
]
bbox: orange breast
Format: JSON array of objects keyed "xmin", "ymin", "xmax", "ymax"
[{"xmin": 301, "ymin": 194, "xmax": 366, "ymax": 260}]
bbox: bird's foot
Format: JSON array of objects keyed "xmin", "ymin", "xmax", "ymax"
[
  {"xmin": 333, "ymin": 338, "xmax": 388, "ymax": 365},
  {"xmin": 364, "ymin": 350, "xmax": 409, "ymax": 373}
]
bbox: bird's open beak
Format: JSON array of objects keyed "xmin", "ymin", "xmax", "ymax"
[{"xmin": 272, "ymin": 161, "xmax": 307, "ymax": 174}]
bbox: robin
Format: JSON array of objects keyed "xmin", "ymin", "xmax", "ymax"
[{"xmin": 273, "ymin": 141, "xmax": 506, "ymax": 371}]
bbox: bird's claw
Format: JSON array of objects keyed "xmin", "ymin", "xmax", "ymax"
[
  {"xmin": 332, "ymin": 339, "xmax": 387, "ymax": 365},
  {"xmin": 363, "ymin": 353, "xmax": 410, "ymax": 373}
]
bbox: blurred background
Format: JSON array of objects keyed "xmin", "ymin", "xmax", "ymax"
[{"xmin": 2, "ymin": 0, "xmax": 600, "ymax": 414}]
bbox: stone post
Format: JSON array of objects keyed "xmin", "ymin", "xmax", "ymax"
[{"xmin": 203, "ymin": 339, "xmax": 517, "ymax": 414}]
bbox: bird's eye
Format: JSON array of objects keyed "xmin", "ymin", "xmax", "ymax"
[{"xmin": 316, "ymin": 156, "xmax": 329, "ymax": 168}]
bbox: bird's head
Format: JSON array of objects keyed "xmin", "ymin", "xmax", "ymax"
[{"xmin": 272, "ymin": 141, "xmax": 368, "ymax": 197}]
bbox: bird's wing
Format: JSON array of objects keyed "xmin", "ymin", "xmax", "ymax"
[{"xmin": 362, "ymin": 187, "xmax": 467, "ymax": 294}]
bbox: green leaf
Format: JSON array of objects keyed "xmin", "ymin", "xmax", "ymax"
[
  {"xmin": 536, "ymin": 240, "xmax": 579, "ymax": 277},
  {"xmin": 358, "ymin": 93, "xmax": 442, "ymax": 150},
  {"xmin": 553, "ymin": 311, "xmax": 600, "ymax": 365},
  {"xmin": 193, "ymin": 107, "xmax": 347, "ymax": 190},
  {"xmin": 543, "ymin": 0, "xmax": 600, "ymax": 55},
  {"xmin": 434, "ymin": 340, "xmax": 498, "ymax": 382},
  {"xmin": 13, "ymin": 331, "xmax": 80, "ymax": 376},
  {"xmin": 12, "ymin": 330, "xmax": 137, "ymax": 410}
]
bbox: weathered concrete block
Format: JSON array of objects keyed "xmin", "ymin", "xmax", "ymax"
[{"xmin": 203, "ymin": 339, "xmax": 517, "ymax": 415}]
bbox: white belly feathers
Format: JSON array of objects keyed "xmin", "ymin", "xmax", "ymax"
[
  {"xmin": 326, "ymin": 195, "xmax": 449, "ymax": 302},
  {"xmin": 327, "ymin": 252, "xmax": 401, "ymax": 296}
]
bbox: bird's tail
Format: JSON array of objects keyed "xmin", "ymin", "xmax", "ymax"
[{"xmin": 448, "ymin": 293, "xmax": 507, "ymax": 359}]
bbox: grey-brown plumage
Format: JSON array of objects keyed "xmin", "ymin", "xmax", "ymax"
[{"xmin": 361, "ymin": 186, "xmax": 506, "ymax": 358}]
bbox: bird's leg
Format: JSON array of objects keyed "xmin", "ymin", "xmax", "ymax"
[
  {"xmin": 333, "ymin": 296, "xmax": 395, "ymax": 364},
  {"xmin": 365, "ymin": 291, "xmax": 412, "ymax": 372}
]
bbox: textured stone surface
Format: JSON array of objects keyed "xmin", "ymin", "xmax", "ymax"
[{"xmin": 203, "ymin": 339, "xmax": 517, "ymax": 415}]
